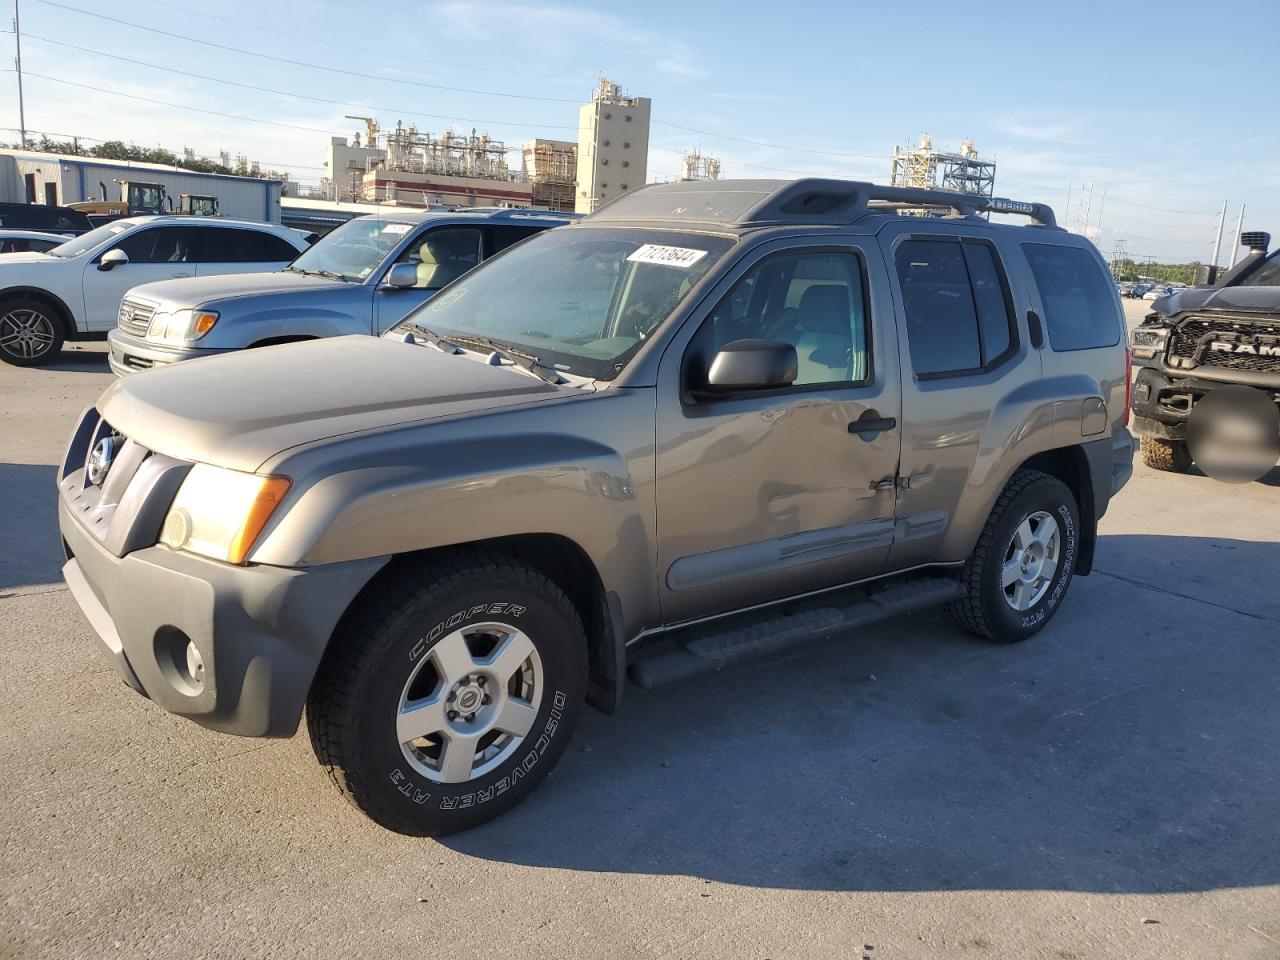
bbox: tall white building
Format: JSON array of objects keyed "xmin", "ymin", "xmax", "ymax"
[{"xmin": 575, "ymin": 78, "xmax": 651, "ymax": 214}]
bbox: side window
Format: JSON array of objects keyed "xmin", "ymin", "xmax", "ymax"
[
  {"xmin": 200, "ymin": 228, "xmax": 299, "ymax": 263},
  {"xmin": 113, "ymin": 227, "xmax": 199, "ymax": 264},
  {"xmin": 696, "ymin": 250, "xmax": 869, "ymax": 387},
  {"xmin": 393, "ymin": 228, "xmax": 482, "ymax": 289},
  {"xmin": 1022, "ymin": 243, "xmax": 1122, "ymax": 351},
  {"xmin": 895, "ymin": 238, "xmax": 1016, "ymax": 378},
  {"xmin": 489, "ymin": 225, "xmax": 545, "ymax": 255}
]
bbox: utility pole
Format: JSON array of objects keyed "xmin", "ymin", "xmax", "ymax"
[
  {"xmin": 13, "ymin": 0, "xmax": 26, "ymax": 147},
  {"xmin": 1209, "ymin": 200, "xmax": 1227, "ymax": 270},
  {"xmin": 1229, "ymin": 203, "xmax": 1246, "ymax": 268}
]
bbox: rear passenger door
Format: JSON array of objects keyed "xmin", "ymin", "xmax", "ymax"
[
  {"xmin": 1020, "ymin": 241, "xmax": 1128, "ymax": 440},
  {"xmin": 194, "ymin": 227, "xmax": 300, "ymax": 277},
  {"xmin": 880, "ymin": 224, "xmax": 1041, "ymax": 570}
]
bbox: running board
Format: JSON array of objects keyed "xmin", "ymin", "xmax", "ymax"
[{"xmin": 628, "ymin": 576, "xmax": 965, "ymax": 689}]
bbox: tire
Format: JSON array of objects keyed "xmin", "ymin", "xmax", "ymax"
[
  {"xmin": 1139, "ymin": 435, "xmax": 1192, "ymax": 473},
  {"xmin": 0, "ymin": 296, "xmax": 65, "ymax": 366},
  {"xmin": 307, "ymin": 549, "xmax": 588, "ymax": 836},
  {"xmin": 947, "ymin": 469, "xmax": 1080, "ymax": 644}
]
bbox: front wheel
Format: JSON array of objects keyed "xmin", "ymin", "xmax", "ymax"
[
  {"xmin": 307, "ymin": 550, "xmax": 587, "ymax": 836},
  {"xmin": 1139, "ymin": 435, "xmax": 1192, "ymax": 473},
  {"xmin": 0, "ymin": 297, "xmax": 64, "ymax": 366},
  {"xmin": 947, "ymin": 469, "xmax": 1080, "ymax": 644}
]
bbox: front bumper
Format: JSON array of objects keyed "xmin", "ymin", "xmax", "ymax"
[
  {"xmin": 107, "ymin": 329, "xmax": 226, "ymax": 377},
  {"xmin": 1130, "ymin": 366, "xmax": 1280, "ymax": 439},
  {"xmin": 60, "ymin": 496, "xmax": 386, "ymax": 737},
  {"xmin": 57, "ymin": 405, "xmax": 387, "ymax": 737}
]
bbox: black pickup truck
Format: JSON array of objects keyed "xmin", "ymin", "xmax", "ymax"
[{"xmin": 1130, "ymin": 231, "xmax": 1280, "ymax": 471}]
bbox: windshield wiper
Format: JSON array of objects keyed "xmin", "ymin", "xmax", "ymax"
[
  {"xmin": 448, "ymin": 335, "xmax": 565, "ymax": 385},
  {"xmin": 401, "ymin": 322, "xmax": 464, "ymax": 355},
  {"xmin": 290, "ymin": 266, "xmax": 350, "ymax": 282}
]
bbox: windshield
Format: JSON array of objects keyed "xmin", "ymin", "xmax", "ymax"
[
  {"xmin": 396, "ymin": 227, "xmax": 733, "ymax": 380},
  {"xmin": 1240, "ymin": 251, "xmax": 1280, "ymax": 287},
  {"xmin": 289, "ymin": 217, "xmax": 418, "ymax": 281},
  {"xmin": 47, "ymin": 221, "xmax": 135, "ymax": 258}
]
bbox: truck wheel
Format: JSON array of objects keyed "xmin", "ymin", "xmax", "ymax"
[
  {"xmin": 0, "ymin": 296, "xmax": 64, "ymax": 366},
  {"xmin": 1139, "ymin": 436, "xmax": 1192, "ymax": 473},
  {"xmin": 947, "ymin": 469, "xmax": 1080, "ymax": 644},
  {"xmin": 307, "ymin": 550, "xmax": 588, "ymax": 836}
]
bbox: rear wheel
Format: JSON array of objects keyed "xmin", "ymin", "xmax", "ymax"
[
  {"xmin": 307, "ymin": 550, "xmax": 588, "ymax": 836},
  {"xmin": 0, "ymin": 296, "xmax": 64, "ymax": 366},
  {"xmin": 948, "ymin": 469, "xmax": 1080, "ymax": 644},
  {"xmin": 1139, "ymin": 435, "xmax": 1192, "ymax": 473}
]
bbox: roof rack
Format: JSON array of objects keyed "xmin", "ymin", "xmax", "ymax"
[
  {"xmin": 454, "ymin": 207, "xmax": 581, "ymax": 220},
  {"xmin": 587, "ymin": 178, "xmax": 1058, "ymax": 229}
]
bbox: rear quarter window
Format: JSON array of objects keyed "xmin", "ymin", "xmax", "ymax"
[{"xmin": 1023, "ymin": 243, "xmax": 1121, "ymax": 351}]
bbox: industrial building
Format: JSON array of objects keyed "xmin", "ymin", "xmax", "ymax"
[
  {"xmin": 575, "ymin": 78, "xmax": 651, "ymax": 213},
  {"xmin": 0, "ymin": 149, "xmax": 285, "ymax": 222},
  {"xmin": 679, "ymin": 151, "xmax": 721, "ymax": 181},
  {"xmin": 522, "ymin": 139, "xmax": 577, "ymax": 212},
  {"xmin": 890, "ymin": 135, "xmax": 996, "ymax": 214}
]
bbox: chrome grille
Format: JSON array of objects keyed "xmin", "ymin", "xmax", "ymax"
[
  {"xmin": 1170, "ymin": 316, "xmax": 1280, "ymax": 375},
  {"xmin": 117, "ymin": 298, "xmax": 157, "ymax": 338}
]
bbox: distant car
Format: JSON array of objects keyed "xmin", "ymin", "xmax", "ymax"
[
  {"xmin": 0, "ymin": 201, "xmax": 92, "ymax": 235},
  {"xmin": 1142, "ymin": 285, "xmax": 1173, "ymax": 301},
  {"xmin": 1118, "ymin": 281, "xmax": 1137, "ymax": 298},
  {"xmin": 0, "ymin": 216, "xmax": 310, "ymax": 367},
  {"xmin": 0, "ymin": 229, "xmax": 70, "ymax": 254},
  {"xmin": 106, "ymin": 208, "xmax": 577, "ymax": 376}
]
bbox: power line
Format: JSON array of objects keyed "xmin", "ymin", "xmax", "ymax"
[
  {"xmin": 18, "ymin": 31, "xmax": 578, "ymax": 132},
  {"xmin": 128, "ymin": 0, "xmax": 590, "ymax": 83},
  {"xmin": 31, "ymin": 0, "xmax": 581, "ymax": 103},
  {"xmin": 653, "ymin": 119, "xmax": 884, "ymax": 160},
  {"xmin": 23, "ymin": 72, "xmax": 345, "ymax": 135}
]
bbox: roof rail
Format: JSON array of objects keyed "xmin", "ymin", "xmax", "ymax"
[
  {"xmin": 586, "ymin": 178, "xmax": 1058, "ymax": 229},
  {"xmin": 455, "ymin": 206, "xmax": 581, "ymax": 220}
]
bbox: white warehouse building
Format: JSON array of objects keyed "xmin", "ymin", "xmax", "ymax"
[{"xmin": 0, "ymin": 150, "xmax": 285, "ymax": 223}]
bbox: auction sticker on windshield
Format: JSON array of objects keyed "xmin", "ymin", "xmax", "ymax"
[
  {"xmin": 626, "ymin": 244, "xmax": 708, "ymax": 268},
  {"xmin": 381, "ymin": 223, "xmax": 413, "ymax": 235}
]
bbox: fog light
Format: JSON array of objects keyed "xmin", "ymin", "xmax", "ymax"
[{"xmin": 185, "ymin": 640, "xmax": 205, "ymax": 682}]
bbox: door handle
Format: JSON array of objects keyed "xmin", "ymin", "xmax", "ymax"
[
  {"xmin": 848, "ymin": 410, "xmax": 897, "ymax": 435},
  {"xmin": 1027, "ymin": 309, "xmax": 1045, "ymax": 348}
]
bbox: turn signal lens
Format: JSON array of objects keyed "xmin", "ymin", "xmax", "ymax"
[{"xmin": 192, "ymin": 311, "xmax": 219, "ymax": 337}]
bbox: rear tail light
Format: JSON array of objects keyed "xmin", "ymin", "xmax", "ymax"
[{"xmin": 1123, "ymin": 346, "xmax": 1132, "ymax": 425}]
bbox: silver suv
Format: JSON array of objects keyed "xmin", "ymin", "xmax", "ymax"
[
  {"xmin": 58, "ymin": 179, "xmax": 1133, "ymax": 835},
  {"xmin": 106, "ymin": 208, "xmax": 575, "ymax": 375}
]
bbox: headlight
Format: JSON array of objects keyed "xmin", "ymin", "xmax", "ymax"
[
  {"xmin": 147, "ymin": 309, "xmax": 219, "ymax": 343},
  {"xmin": 159, "ymin": 464, "xmax": 291, "ymax": 564},
  {"xmin": 1129, "ymin": 325, "xmax": 1169, "ymax": 360}
]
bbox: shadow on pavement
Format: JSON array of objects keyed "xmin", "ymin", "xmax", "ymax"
[
  {"xmin": 41, "ymin": 346, "xmax": 111, "ymax": 374},
  {"xmin": 0, "ymin": 462, "xmax": 63, "ymax": 593},
  {"xmin": 443, "ymin": 534, "xmax": 1280, "ymax": 895}
]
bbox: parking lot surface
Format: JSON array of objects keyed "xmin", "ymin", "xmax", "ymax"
[{"xmin": 2, "ymin": 303, "xmax": 1278, "ymax": 960}]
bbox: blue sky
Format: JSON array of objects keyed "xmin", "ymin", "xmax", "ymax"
[{"xmin": 3, "ymin": 0, "xmax": 1276, "ymax": 263}]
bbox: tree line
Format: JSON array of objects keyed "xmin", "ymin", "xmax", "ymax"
[
  {"xmin": 6, "ymin": 136, "xmax": 273, "ymax": 180},
  {"xmin": 1109, "ymin": 258, "xmax": 1200, "ymax": 285}
]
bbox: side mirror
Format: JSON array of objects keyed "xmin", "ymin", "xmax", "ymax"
[
  {"xmin": 381, "ymin": 262, "xmax": 418, "ymax": 290},
  {"xmin": 705, "ymin": 339, "xmax": 797, "ymax": 393},
  {"xmin": 98, "ymin": 249, "xmax": 129, "ymax": 271}
]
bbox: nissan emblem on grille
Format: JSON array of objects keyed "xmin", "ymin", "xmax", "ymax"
[{"xmin": 87, "ymin": 436, "xmax": 118, "ymax": 486}]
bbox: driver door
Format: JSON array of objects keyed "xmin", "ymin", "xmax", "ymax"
[
  {"xmin": 653, "ymin": 238, "xmax": 903, "ymax": 625},
  {"xmin": 80, "ymin": 226, "xmax": 200, "ymax": 331},
  {"xmin": 373, "ymin": 226, "xmax": 482, "ymax": 333}
]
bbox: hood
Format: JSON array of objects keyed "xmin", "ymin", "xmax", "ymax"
[
  {"xmin": 127, "ymin": 269, "xmax": 347, "ymax": 310},
  {"xmin": 97, "ymin": 335, "xmax": 568, "ymax": 473},
  {"xmin": 0, "ymin": 251, "xmax": 59, "ymax": 266},
  {"xmin": 1155, "ymin": 284, "xmax": 1280, "ymax": 318}
]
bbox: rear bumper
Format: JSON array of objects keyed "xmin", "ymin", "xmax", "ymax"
[
  {"xmin": 107, "ymin": 329, "xmax": 226, "ymax": 377},
  {"xmin": 59, "ymin": 494, "xmax": 386, "ymax": 737}
]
